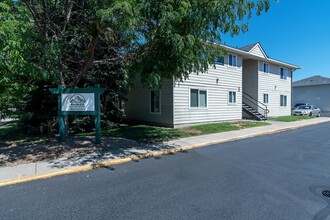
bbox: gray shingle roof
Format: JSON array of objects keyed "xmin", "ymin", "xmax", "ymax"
[
  {"xmin": 238, "ymin": 42, "xmax": 268, "ymax": 58},
  {"xmin": 293, "ymin": 75, "xmax": 330, "ymax": 87},
  {"xmin": 239, "ymin": 42, "xmax": 259, "ymax": 52}
]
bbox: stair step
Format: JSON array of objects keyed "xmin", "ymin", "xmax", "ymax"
[{"xmin": 243, "ymin": 106, "xmax": 267, "ymax": 121}]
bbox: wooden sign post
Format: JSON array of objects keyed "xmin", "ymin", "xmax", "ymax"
[{"xmin": 49, "ymin": 84, "xmax": 106, "ymax": 144}]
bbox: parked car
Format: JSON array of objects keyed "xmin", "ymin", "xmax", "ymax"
[
  {"xmin": 292, "ymin": 105, "xmax": 321, "ymax": 117},
  {"xmin": 292, "ymin": 102, "xmax": 308, "ymax": 110}
]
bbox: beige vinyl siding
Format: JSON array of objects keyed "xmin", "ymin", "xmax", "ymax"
[
  {"xmin": 125, "ymin": 77, "xmax": 174, "ymax": 127},
  {"xmin": 250, "ymin": 45, "xmax": 266, "ymax": 58},
  {"xmin": 173, "ymin": 56, "xmax": 243, "ymax": 127},
  {"xmin": 258, "ymin": 61, "xmax": 292, "ymax": 117},
  {"xmin": 293, "ymin": 85, "xmax": 330, "ymax": 112}
]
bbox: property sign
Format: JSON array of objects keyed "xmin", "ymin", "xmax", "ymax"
[
  {"xmin": 61, "ymin": 93, "xmax": 95, "ymax": 112},
  {"xmin": 49, "ymin": 85, "xmax": 106, "ymax": 144}
]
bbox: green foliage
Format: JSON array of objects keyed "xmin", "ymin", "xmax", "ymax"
[
  {"xmin": 130, "ymin": 0, "xmax": 270, "ymax": 87},
  {"xmin": 19, "ymin": 82, "xmax": 58, "ymax": 134},
  {"xmin": 0, "ymin": 120, "xmax": 42, "ymax": 142},
  {"xmin": 0, "ymin": 0, "xmax": 270, "ymax": 134}
]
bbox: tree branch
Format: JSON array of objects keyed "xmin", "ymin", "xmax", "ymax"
[
  {"xmin": 73, "ymin": 34, "xmax": 99, "ymax": 86},
  {"xmin": 22, "ymin": 1, "xmax": 46, "ymax": 38}
]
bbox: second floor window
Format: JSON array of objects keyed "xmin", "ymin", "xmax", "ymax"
[
  {"xmin": 229, "ymin": 54, "xmax": 237, "ymax": 67},
  {"xmin": 215, "ymin": 56, "xmax": 224, "ymax": 65},
  {"xmin": 280, "ymin": 67, "xmax": 288, "ymax": 80},
  {"xmin": 263, "ymin": 63, "xmax": 269, "ymax": 73}
]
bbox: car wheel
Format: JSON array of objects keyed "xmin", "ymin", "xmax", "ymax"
[
  {"xmin": 317, "ymin": 112, "xmax": 321, "ymax": 117},
  {"xmin": 309, "ymin": 112, "xmax": 312, "ymax": 116}
]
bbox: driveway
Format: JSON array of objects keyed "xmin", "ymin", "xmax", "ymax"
[{"xmin": 321, "ymin": 112, "xmax": 330, "ymax": 117}]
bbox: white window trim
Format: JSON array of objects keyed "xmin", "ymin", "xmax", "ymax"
[
  {"xmin": 228, "ymin": 53, "xmax": 237, "ymax": 67},
  {"xmin": 228, "ymin": 90, "xmax": 237, "ymax": 105},
  {"xmin": 149, "ymin": 89, "xmax": 161, "ymax": 114},
  {"xmin": 279, "ymin": 67, "xmax": 288, "ymax": 80},
  {"xmin": 189, "ymin": 87, "xmax": 208, "ymax": 109}
]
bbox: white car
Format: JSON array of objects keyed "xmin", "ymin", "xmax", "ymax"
[{"xmin": 292, "ymin": 105, "xmax": 321, "ymax": 117}]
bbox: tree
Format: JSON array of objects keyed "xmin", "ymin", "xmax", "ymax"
[
  {"xmin": 0, "ymin": 0, "xmax": 270, "ymax": 130},
  {"xmin": 0, "ymin": 1, "xmax": 40, "ymax": 119},
  {"xmin": 18, "ymin": 0, "xmax": 269, "ymax": 87}
]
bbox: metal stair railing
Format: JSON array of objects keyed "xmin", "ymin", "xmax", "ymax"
[{"xmin": 242, "ymin": 92, "xmax": 269, "ymax": 120}]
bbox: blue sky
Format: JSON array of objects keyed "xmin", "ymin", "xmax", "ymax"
[{"xmin": 222, "ymin": 0, "xmax": 330, "ymax": 82}]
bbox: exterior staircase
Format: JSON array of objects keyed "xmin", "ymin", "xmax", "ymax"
[
  {"xmin": 242, "ymin": 92, "xmax": 269, "ymax": 121},
  {"xmin": 242, "ymin": 103, "xmax": 267, "ymax": 121}
]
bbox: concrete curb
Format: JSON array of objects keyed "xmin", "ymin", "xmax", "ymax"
[{"xmin": 0, "ymin": 119, "xmax": 328, "ymax": 187}]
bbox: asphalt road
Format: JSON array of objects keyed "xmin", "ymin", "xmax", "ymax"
[{"xmin": 1, "ymin": 122, "xmax": 330, "ymax": 220}]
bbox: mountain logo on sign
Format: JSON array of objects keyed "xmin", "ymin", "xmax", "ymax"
[
  {"xmin": 70, "ymin": 94, "xmax": 86, "ymax": 105},
  {"xmin": 68, "ymin": 94, "xmax": 86, "ymax": 110}
]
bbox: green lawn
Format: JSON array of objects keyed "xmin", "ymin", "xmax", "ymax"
[
  {"xmin": 0, "ymin": 121, "xmax": 42, "ymax": 143},
  {"xmin": 182, "ymin": 121, "xmax": 268, "ymax": 135},
  {"xmin": 1, "ymin": 120, "xmax": 269, "ymax": 144},
  {"xmin": 267, "ymin": 115, "xmax": 314, "ymax": 122},
  {"xmin": 79, "ymin": 121, "xmax": 269, "ymax": 143}
]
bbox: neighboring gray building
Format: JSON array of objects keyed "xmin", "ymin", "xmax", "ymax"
[
  {"xmin": 125, "ymin": 42, "xmax": 300, "ymax": 128},
  {"xmin": 293, "ymin": 75, "xmax": 330, "ymax": 112}
]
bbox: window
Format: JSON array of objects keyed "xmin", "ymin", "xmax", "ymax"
[
  {"xmin": 229, "ymin": 54, "xmax": 237, "ymax": 67},
  {"xmin": 280, "ymin": 95, "xmax": 287, "ymax": 107},
  {"xmin": 215, "ymin": 56, "xmax": 224, "ymax": 65},
  {"xmin": 228, "ymin": 91, "xmax": 236, "ymax": 104},
  {"xmin": 263, "ymin": 62, "xmax": 269, "ymax": 73},
  {"xmin": 263, "ymin": 94, "xmax": 269, "ymax": 104},
  {"xmin": 150, "ymin": 90, "xmax": 160, "ymax": 113},
  {"xmin": 280, "ymin": 67, "xmax": 288, "ymax": 79},
  {"xmin": 190, "ymin": 89, "xmax": 207, "ymax": 108}
]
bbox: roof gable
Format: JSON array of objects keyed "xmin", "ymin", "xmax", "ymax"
[
  {"xmin": 293, "ymin": 75, "xmax": 330, "ymax": 87},
  {"xmin": 224, "ymin": 42, "xmax": 300, "ymax": 70},
  {"xmin": 239, "ymin": 42, "xmax": 257, "ymax": 52},
  {"xmin": 239, "ymin": 42, "xmax": 268, "ymax": 58}
]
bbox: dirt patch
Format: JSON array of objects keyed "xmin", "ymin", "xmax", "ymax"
[
  {"xmin": 0, "ymin": 136, "xmax": 138, "ymax": 167},
  {"xmin": 179, "ymin": 128, "xmax": 203, "ymax": 135},
  {"xmin": 0, "ymin": 136, "xmax": 175, "ymax": 168},
  {"xmin": 232, "ymin": 123, "xmax": 245, "ymax": 129}
]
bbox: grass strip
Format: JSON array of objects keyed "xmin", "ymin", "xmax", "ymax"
[
  {"xmin": 268, "ymin": 116, "xmax": 314, "ymax": 122},
  {"xmin": 79, "ymin": 121, "xmax": 269, "ymax": 143}
]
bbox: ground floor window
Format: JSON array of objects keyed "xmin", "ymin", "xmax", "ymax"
[
  {"xmin": 228, "ymin": 91, "xmax": 236, "ymax": 104},
  {"xmin": 263, "ymin": 94, "xmax": 269, "ymax": 104},
  {"xmin": 190, "ymin": 89, "xmax": 207, "ymax": 108},
  {"xmin": 150, "ymin": 90, "xmax": 161, "ymax": 113},
  {"xmin": 280, "ymin": 95, "xmax": 287, "ymax": 106}
]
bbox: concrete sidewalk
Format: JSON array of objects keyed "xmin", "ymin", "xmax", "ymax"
[{"xmin": 1, "ymin": 117, "xmax": 330, "ymax": 186}]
